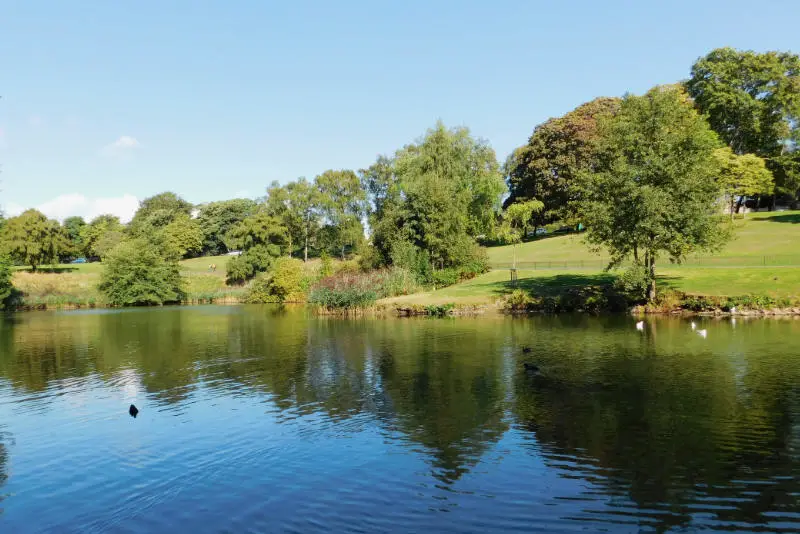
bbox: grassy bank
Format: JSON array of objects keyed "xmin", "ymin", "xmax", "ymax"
[
  {"xmin": 487, "ymin": 211, "xmax": 800, "ymax": 268},
  {"xmin": 9, "ymin": 254, "xmax": 241, "ymax": 309},
  {"xmin": 384, "ymin": 212, "xmax": 800, "ymax": 313}
]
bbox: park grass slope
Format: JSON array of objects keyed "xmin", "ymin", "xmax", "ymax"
[{"xmin": 384, "ymin": 211, "xmax": 800, "ymax": 309}]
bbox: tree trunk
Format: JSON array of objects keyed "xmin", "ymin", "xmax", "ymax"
[
  {"xmin": 730, "ymin": 195, "xmax": 735, "ymax": 221},
  {"xmin": 735, "ymin": 195, "xmax": 744, "ymax": 215},
  {"xmin": 287, "ymin": 235, "xmax": 293, "ymax": 258},
  {"xmin": 341, "ymin": 245, "xmax": 345, "ymax": 261},
  {"xmin": 647, "ymin": 253, "xmax": 656, "ymax": 302},
  {"xmin": 304, "ymin": 235, "xmax": 308, "ymax": 262},
  {"xmin": 512, "ymin": 242, "xmax": 517, "ymax": 270}
]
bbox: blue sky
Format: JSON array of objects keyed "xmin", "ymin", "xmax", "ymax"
[{"xmin": 2, "ymin": 0, "xmax": 799, "ymax": 222}]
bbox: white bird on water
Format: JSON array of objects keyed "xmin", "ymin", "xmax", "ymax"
[
  {"xmin": 697, "ymin": 329, "xmax": 708, "ymax": 338},
  {"xmin": 691, "ymin": 321, "xmax": 697, "ymax": 330},
  {"xmin": 730, "ymin": 306, "xmax": 737, "ymax": 314},
  {"xmin": 636, "ymin": 321, "xmax": 644, "ymax": 331}
]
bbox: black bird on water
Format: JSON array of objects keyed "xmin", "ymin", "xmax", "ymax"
[
  {"xmin": 523, "ymin": 362, "xmax": 539, "ymax": 373},
  {"xmin": 129, "ymin": 404, "xmax": 139, "ymax": 418},
  {"xmin": 522, "ymin": 346, "xmax": 532, "ymax": 354}
]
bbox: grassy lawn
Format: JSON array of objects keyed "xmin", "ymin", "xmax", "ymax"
[
  {"xmin": 382, "ymin": 266, "xmax": 800, "ymax": 307},
  {"xmin": 383, "ymin": 211, "xmax": 800, "ymax": 307},
  {"xmin": 11, "ymin": 254, "xmax": 235, "ymax": 305},
  {"xmin": 487, "ymin": 211, "xmax": 800, "ymax": 267}
]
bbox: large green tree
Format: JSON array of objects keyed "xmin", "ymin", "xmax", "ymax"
[
  {"xmin": 162, "ymin": 214, "xmax": 204, "ymax": 258},
  {"xmin": 61, "ymin": 216, "xmax": 87, "ymax": 260},
  {"xmin": 315, "ymin": 169, "xmax": 366, "ymax": 259},
  {"xmin": 99, "ymin": 239, "xmax": 185, "ymax": 306},
  {"xmin": 687, "ymin": 48, "xmax": 800, "ymax": 200},
  {"xmin": 0, "ymin": 209, "xmax": 63, "ymax": 271},
  {"xmin": 583, "ymin": 85, "xmax": 728, "ymax": 301},
  {"xmin": 505, "ymin": 97, "xmax": 621, "ymax": 225},
  {"xmin": 367, "ymin": 122, "xmax": 505, "ymax": 268},
  {"xmin": 81, "ymin": 214, "xmax": 124, "ymax": 260},
  {"xmin": 712, "ymin": 148, "xmax": 774, "ymax": 219},
  {"xmin": 264, "ymin": 178, "xmax": 321, "ymax": 262},
  {"xmin": 0, "ymin": 254, "xmax": 13, "ymax": 309},
  {"xmin": 129, "ymin": 192, "xmax": 193, "ymax": 236},
  {"xmin": 195, "ymin": 198, "xmax": 257, "ymax": 255},
  {"xmin": 498, "ymin": 199, "xmax": 544, "ymax": 269},
  {"xmin": 225, "ymin": 212, "xmax": 289, "ymax": 284}
]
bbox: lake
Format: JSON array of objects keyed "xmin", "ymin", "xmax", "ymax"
[{"xmin": 0, "ymin": 307, "xmax": 798, "ymax": 533}]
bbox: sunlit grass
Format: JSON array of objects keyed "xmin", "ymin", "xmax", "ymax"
[{"xmin": 487, "ymin": 211, "xmax": 800, "ymax": 267}]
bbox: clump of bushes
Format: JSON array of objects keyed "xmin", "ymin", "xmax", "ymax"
[
  {"xmin": 309, "ymin": 267, "xmax": 420, "ymax": 311},
  {"xmin": 388, "ymin": 239, "xmax": 489, "ymax": 289},
  {"xmin": 225, "ymin": 244, "xmax": 282, "ymax": 285},
  {"xmin": 99, "ymin": 239, "xmax": 185, "ymax": 306},
  {"xmin": 502, "ymin": 286, "xmax": 628, "ymax": 314},
  {"xmin": 245, "ymin": 257, "xmax": 309, "ymax": 304},
  {"xmin": 0, "ymin": 254, "xmax": 14, "ymax": 309},
  {"xmin": 614, "ymin": 263, "xmax": 651, "ymax": 303},
  {"xmin": 424, "ymin": 303, "xmax": 455, "ymax": 316},
  {"xmin": 671, "ymin": 292, "xmax": 798, "ymax": 313}
]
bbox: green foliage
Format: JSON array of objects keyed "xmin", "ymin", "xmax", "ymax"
[
  {"xmin": 61, "ymin": 216, "xmax": 87, "ymax": 260},
  {"xmin": 365, "ymin": 122, "xmax": 506, "ymax": 268},
  {"xmin": 319, "ymin": 252, "xmax": 334, "ymax": 278},
  {"xmin": 712, "ymin": 147, "xmax": 775, "ymax": 216},
  {"xmin": 80, "ymin": 214, "xmax": 124, "ymax": 260},
  {"xmin": 502, "ymin": 286, "xmax": 628, "ymax": 314},
  {"xmin": 687, "ymin": 47, "xmax": 800, "ymax": 198},
  {"xmin": 99, "ymin": 239, "xmax": 185, "ymax": 306},
  {"xmin": 315, "ymin": 169, "xmax": 366, "ymax": 258},
  {"xmin": 506, "ymin": 97, "xmax": 621, "ymax": 224},
  {"xmin": 504, "ymin": 289, "xmax": 533, "ymax": 311},
  {"xmin": 424, "ymin": 303, "xmax": 455, "ymax": 316},
  {"xmin": 309, "ymin": 268, "xmax": 420, "ymax": 310},
  {"xmin": 224, "ymin": 212, "xmax": 288, "ymax": 283},
  {"xmin": 0, "ymin": 209, "xmax": 63, "ymax": 271},
  {"xmin": 129, "ymin": 192, "xmax": 193, "ymax": 237},
  {"xmin": 614, "ymin": 263, "xmax": 651, "ymax": 303},
  {"xmin": 498, "ymin": 199, "xmax": 545, "ymax": 268},
  {"xmin": 583, "ymin": 85, "xmax": 729, "ymax": 301},
  {"xmin": 225, "ymin": 254, "xmax": 254, "ymax": 285},
  {"xmin": 244, "ymin": 257, "xmax": 307, "ymax": 304},
  {"xmin": 355, "ymin": 241, "xmax": 384, "ymax": 271},
  {"xmin": 0, "ymin": 254, "xmax": 13, "ymax": 309},
  {"xmin": 264, "ymin": 178, "xmax": 321, "ymax": 261},
  {"xmin": 162, "ymin": 214, "xmax": 204, "ymax": 258},
  {"xmin": 195, "ymin": 198, "xmax": 257, "ymax": 255}
]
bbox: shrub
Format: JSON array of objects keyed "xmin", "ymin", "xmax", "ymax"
[
  {"xmin": 614, "ymin": 263, "xmax": 651, "ymax": 302},
  {"xmin": 356, "ymin": 242, "xmax": 384, "ymax": 271},
  {"xmin": 424, "ymin": 303, "xmax": 455, "ymax": 316},
  {"xmin": 225, "ymin": 254, "xmax": 254, "ymax": 285},
  {"xmin": 504, "ymin": 289, "xmax": 533, "ymax": 311},
  {"xmin": 225, "ymin": 244, "xmax": 281, "ymax": 284},
  {"xmin": 245, "ymin": 257, "xmax": 307, "ymax": 304},
  {"xmin": 319, "ymin": 253, "xmax": 334, "ymax": 278},
  {"xmin": 99, "ymin": 239, "xmax": 185, "ymax": 306},
  {"xmin": 308, "ymin": 267, "xmax": 420, "ymax": 310},
  {"xmin": 0, "ymin": 254, "xmax": 13, "ymax": 309}
]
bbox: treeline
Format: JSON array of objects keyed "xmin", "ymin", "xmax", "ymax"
[{"xmin": 1, "ymin": 46, "xmax": 798, "ymax": 309}]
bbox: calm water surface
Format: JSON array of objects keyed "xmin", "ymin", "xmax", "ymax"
[{"xmin": 0, "ymin": 306, "xmax": 799, "ymax": 533}]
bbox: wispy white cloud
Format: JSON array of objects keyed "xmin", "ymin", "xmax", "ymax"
[
  {"xmin": 3, "ymin": 194, "xmax": 140, "ymax": 223},
  {"xmin": 102, "ymin": 135, "xmax": 142, "ymax": 157},
  {"xmin": 111, "ymin": 136, "xmax": 140, "ymax": 149}
]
